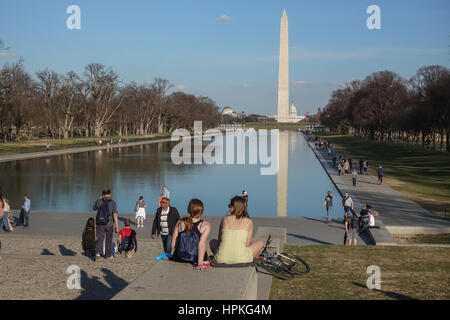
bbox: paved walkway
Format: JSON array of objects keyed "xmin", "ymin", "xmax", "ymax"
[
  {"xmin": 4, "ymin": 210, "xmax": 372, "ymax": 246},
  {"xmin": 0, "ymin": 136, "xmax": 173, "ymax": 163},
  {"xmin": 307, "ymin": 137, "xmax": 450, "ymax": 230}
]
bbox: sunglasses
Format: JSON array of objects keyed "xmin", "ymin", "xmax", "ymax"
[{"xmin": 161, "ymin": 201, "xmax": 168, "ymax": 204}]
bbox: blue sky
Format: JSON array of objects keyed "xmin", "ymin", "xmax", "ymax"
[{"xmin": 1, "ymin": 0, "xmax": 449, "ymax": 115}]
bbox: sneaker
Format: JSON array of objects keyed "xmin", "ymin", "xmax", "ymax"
[{"xmin": 95, "ymin": 256, "xmax": 101, "ymax": 262}]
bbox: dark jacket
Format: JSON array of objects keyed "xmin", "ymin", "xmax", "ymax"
[{"xmin": 152, "ymin": 206, "xmax": 180, "ymax": 236}]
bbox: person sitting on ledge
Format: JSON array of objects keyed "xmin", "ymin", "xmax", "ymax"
[
  {"xmin": 82, "ymin": 217, "xmax": 96, "ymax": 257},
  {"xmin": 118, "ymin": 219, "xmax": 137, "ymax": 258},
  {"xmin": 210, "ymin": 196, "xmax": 264, "ymax": 265},
  {"xmin": 171, "ymin": 199, "xmax": 211, "ymax": 270}
]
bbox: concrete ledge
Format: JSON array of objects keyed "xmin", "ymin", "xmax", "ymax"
[
  {"xmin": 385, "ymin": 226, "xmax": 450, "ymax": 237},
  {"xmin": 253, "ymin": 227, "xmax": 287, "ymax": 248},
  {"xmin": 112, "ymin": 227, "xmax": 287, "ymax": 300},
  {"xmin": 112, "ymin": 260, "xmax": 258, "ymax": 300}
]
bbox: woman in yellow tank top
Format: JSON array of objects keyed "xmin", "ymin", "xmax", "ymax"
[{"xmin": 210, "ymin": 196, "xmax": 264, "ymax": 264}]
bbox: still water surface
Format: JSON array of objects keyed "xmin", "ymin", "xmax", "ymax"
[{"xmin": 0, "ymin": 132, "xmax": 341, "ymax": 218}]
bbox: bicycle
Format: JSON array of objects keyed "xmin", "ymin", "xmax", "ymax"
[{"xmin": 256, "ymin": 234, "xmax": 310, "ymax": 280}]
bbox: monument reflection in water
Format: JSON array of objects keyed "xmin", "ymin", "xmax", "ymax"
[{"xmin": 0, "ymin": 132, "xmax": 340, "ymax": 218}]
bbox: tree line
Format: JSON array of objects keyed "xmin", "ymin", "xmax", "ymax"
[
  {"xmin": 320, "ymin": 65, "xmax": 450, "ymax": 151},
  {"xmin": 0, "ymin": 59, "xmax": 220, "ymax": 142}
]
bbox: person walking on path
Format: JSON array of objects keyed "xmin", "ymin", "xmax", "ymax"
[
  {"xmin": 337, "ymin": 163, "xmax": 342, "ymax": 176},
  {"xmin": 340, "ymin": 192, "xmax": 356, "ymax": 217},
  {"xmin": 332, "ymin": 155, "xmax": 337, "ymax": 167},
  {"xmin": 346, "ymin": 213, "xmax": 359, "ymax": 246},
  {"xmin": 151, "ymin": 197, "xmax": 180, "ymax": 255},
  {"xmin": 378, "ymin": 166, "xmax": 384, "ymax": 184},
  {"xmin": 321, "ymin": 191, "xmax": 334, "ymax": 223},
  {"xmin": 351, "ymin": 169, "xmax": 358, "ymax": 186},
  {"xmin": 162, "ymin": 186, "xmax": 170, "ymax": 199},
  {"xmin": 0, "ymin": 190, "xmax": 11, "ymax": 232},
  {"xmin": 3, "ymin": 199, "xmax": 13, "ymax": 231},
  {"xmin": 359, "ymin": 159, "xmax": 364, "ymax": 174},
  {"xmin": 135, "ymin": 196, "xmax": 146, "ymax": 228},
  {"xmin": 363, "ymin": 160, "xmax": 368, "ymax": 175},
  {"xmin": 93, "ymin": 190, "xmax": 119, "ymax": 262},
  {"xmin": 22, "ymin": 195, "xmax": 31, "ymax": 228}
]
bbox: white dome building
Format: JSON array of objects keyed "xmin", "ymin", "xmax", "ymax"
[
  {"xmin": 271, "ymin": 103, "xmax": 305, "ymax": 123},
  {"xmin": 222, "ymin": 106, "xmax": 233, "ymax": 115}
]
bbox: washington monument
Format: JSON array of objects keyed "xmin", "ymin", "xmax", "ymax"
[{"xmin": 277, "ymin": 9, "xmax": 289, "ymax": 123}]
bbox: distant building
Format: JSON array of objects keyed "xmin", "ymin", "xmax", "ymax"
[
  {"xmin": 269, "ymin": 103, "xmax": 306, "ymax": 123},
  {"xmin": 221, "ymin": 106, "xmax": 239, "ymax": 118}
]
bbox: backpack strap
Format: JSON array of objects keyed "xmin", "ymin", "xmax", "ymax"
[{"xmin": 198, "ymin": 220, "xmax": 204, "ymax": 232}]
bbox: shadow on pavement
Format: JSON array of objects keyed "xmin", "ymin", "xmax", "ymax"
[
  {"xmin": 287, "ymin": 233, "xmax": 333, "ymax": 245},
  {"xmin": 58, "ymin": 245, "xmax": 77, "ymax": 256},
  {"xmin": 76, "ymin": 268, "xmax": 128, "ymax": 300},
  {"xmin": 41, "ymin": 248, "xmax": 55, "ymax": 255},
  {"xmin": 352, "ymin": 282, "xmax": 417, "ymax": 300}
]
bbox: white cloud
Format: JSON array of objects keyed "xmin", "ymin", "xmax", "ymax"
[
  {"xmin": 215, "ymin": 14, "xmax": 232, "ymax": 22},
  {"xmin": 175, "ymin": 84, "xmax": 188, "ymax": 91}
]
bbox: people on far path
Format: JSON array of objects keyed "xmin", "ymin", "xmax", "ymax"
[
  {"xmin": 135, "ymin": 196, "xmax": 146, "ymax": 228},
  {"xmin": 151, "ymin": 197, "xmax": 180, "ymax": 255},
  {"xmin": 340, "ymin": 192, "xmax": 356, "ymax": 217},
  {"xmin": 337, "ymin": 163, "xmax": 342, "ymax": 176},
  {"xmin": 363, "ymin": 160, "xmax": 368, "ymax": 175},
  {"xmin": 351, "ymin": 169, "xmax": 358, "ymax": 186},
  {"xmin": 332, "ymin": 155, "xmax": 337, "ymax": 167},
  {"xmin": 378, "ymin": 166, "xmax": 384, "ymax": 184},
  {"xmin": 162, "ymin": 186, "xmax": 170, "ymax": 199},
  {"xmin": 344, "ymin": 160, "xmax": 349, "ymax": 174},
  {"xmin": 21, "ymin": 195, "xmax": 31, "ymax": 228},
  {"xmin": 321, "ymin": 191, "xmax": 334, "ymax": 223},
  {"xmin": 359, "ymin": 159, "xmax": 364, "ymax": 174},
  {"xmin": 93, "ymin": 190, "xmax": 119, "ymax": 262},
  {"xmin": 82, "ymin": 217, "xmax": 96, "ymax": 257},
  {"xmin": 242, "ymin": 190, "xmax": 248, "ymax": 203},
  {"xmin": 118, "ymin": 219, "xmax": 137, "ymax": 258}
]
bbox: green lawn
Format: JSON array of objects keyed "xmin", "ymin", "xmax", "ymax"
[
  {"xmin": 270, "ymin": 245, "xmax": 450, "ymax": 300},
  {"xmin": 0, "ymin": 133, "xmax": 171, "ymax": 156},
  {"xmin": 318, "ymin": 134, "xmax": 450, "ymax": 217}
]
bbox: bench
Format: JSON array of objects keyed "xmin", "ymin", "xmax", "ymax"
[{"xmin": 112, "ymin": 227, "xmax": 286, "ymax": 300}]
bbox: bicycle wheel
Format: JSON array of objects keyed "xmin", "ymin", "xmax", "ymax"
[
  {"xmin": 259, "ymin": 259, "xmax": 294, "ymax": 280},
  {"xmin": 279, "ymin": 252, "xmax": 310, "ymax": 275}
]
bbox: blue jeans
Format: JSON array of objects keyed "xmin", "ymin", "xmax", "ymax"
[
  {"xmin": 161, "ymin": 234, "xmax": 172, "ymax": 254},
  {"xmin": 0, "ymin": 213, "xmax": 11, "ymax": 231},
  {"xmin": 24, "ymin": 211, "xmax": 30, "ymax": 227},
  {"xmin": 326, "ymin": 206, "xmax": 332, "ymax": 222},
  {"xmin": 344, "ymin": 206, "xmax": 356, "ymax": 217}
]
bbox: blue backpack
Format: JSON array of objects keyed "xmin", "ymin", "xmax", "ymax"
[
  {"xmin": 175, "ymin": 221, "xmax": 203, "ymax": 262},
  {"xmin": 96, "ymin": 200, "xmax": 110, "ymax": 225}
]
